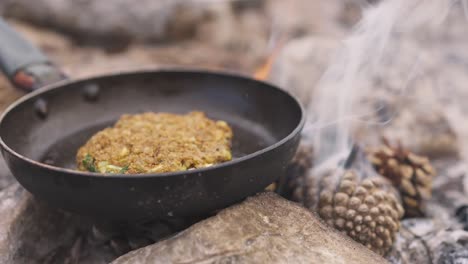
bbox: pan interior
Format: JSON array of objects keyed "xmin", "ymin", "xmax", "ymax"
[{"xmin": 0, "ymin": 71, "xmax": 303, "ymax": 172}]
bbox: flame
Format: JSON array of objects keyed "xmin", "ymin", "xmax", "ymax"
[
  {"xmin": 254, "ymin": 35, "xmax": 285, "ymax": 81},
  {"xmin": 254, "ymin": 53, "xmax": 276, "ymax": 81}
]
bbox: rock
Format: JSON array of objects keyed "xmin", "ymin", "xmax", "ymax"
[
  {"xmin": 1, "ymin": 0, "xmax": 210, "ymax": 46},
  {"xmin": 265, "ymin": 0, "xmax": 326, "ymax": 37},
  {"xmin": 0, "ymin": 158, "xmax": 14, "ymax": 191},
  {"xmin": 430, "ymin": 161, "xmax": 468, "ymax": 229},
  {"xmin": 0, "ymin": 183, "xmax": 192, "ymax": 263},
  {"xmin": 457, "ymin": 205, "xmax": 468, "ymax": 231},
  {"xmin": 196, "ymin": 1, "xmax": 269, "ymax": 55},
  {"xmin": 0, "ymin": 184, "xmax": 99, "ymax": 264},
  {"xmin": 112, "ymin": 192, "xmax": 385, "ymax": 264},
  {"xmin": 387, "ymin": 218, "xmax": 468, "ymax": 264},
  {"xmin": 6, "ymin": 19, "xmax": 261, "ymax": 78},
  {"xmin": 1, "ymin": 0, "xmax": 358, "ymax": 50},
  {"xmin": 0, "ymin": 184, "xmax": 25, "ymax": 262},
  {"xmin": 265, "ymin": 0, "xmax": 370, "ymax": 39}
]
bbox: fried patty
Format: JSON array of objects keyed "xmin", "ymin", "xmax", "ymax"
[{"xmin": 76, "ymin": 111, "xmax": 233, "ymax": 174}]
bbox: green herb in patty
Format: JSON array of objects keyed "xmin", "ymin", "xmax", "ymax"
[{"xmin": 82, "ymin": 154, "xmax": 97, "ymax": 172}]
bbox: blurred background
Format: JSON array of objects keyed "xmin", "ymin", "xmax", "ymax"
[{"xmin": 0, "ymin": 0, "xmax": 365, "ymax": 107}]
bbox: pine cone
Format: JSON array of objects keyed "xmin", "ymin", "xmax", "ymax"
[
  {"xmin": 294, "ymin": 168, "xmax": 404, "ymax": 255},
  {"xmin": 368, "ymin": 140, "xmax": 435, "ymax": 217},
  {"xmin": 278, "ymin": 144, "xmax": 314, "ymax": 199},
  {"xmin": 264, "ymin": 144, "xmax": 313, "ymax": 195}
]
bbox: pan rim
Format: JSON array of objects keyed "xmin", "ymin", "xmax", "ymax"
[{"xmin": 0, "ymin": 68, "xmax": 305, "ymax": 179}]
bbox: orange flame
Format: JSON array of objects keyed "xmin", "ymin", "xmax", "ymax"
[
  {"xmin": 254, "ymin": 37, "xmax": 285, "ymax": 81},
  {"xmin": 254, "ymin": 54, "xmax": 276, "ymax": 81}
]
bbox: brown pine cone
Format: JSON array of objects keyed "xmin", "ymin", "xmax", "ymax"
[
  {"xmin": 294, "ymin": 168, "xmax": 404, "ymax": 255},
  {"xmin": 367, "ymin": 140, "xmax": 435, "ymax": 217},
  {"xmin": 278, "ymin": 143, "xmax": 314, "ymax": 199}
]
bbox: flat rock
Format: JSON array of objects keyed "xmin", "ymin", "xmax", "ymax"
[
  {"xmin": 112, "ymin": 192, "xmax": 385, "ymax": 264},
  {"xmin": 0, "ymin": 183, "xmax": 191, "ymax": 263},
  {"xmin": 0, "ymin": 184, "xmax": 100, "ymax": 264}
]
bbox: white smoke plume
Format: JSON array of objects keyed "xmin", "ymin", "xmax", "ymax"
[{"xmin": 307, "ymin": 0, "xmax": 466, "ymax": 173}]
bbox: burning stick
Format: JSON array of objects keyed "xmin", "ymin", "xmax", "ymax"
[{"xmin": 344, "ymin": 144, "xmax": 360, "ymax": 169}]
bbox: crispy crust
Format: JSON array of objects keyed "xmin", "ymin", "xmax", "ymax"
[{"xmin": 76, "ymin": 111, "xmax": 233, "ymax": 174}]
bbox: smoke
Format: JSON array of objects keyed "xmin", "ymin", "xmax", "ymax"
[{"xmin": 307, "ymin": 0, "xmax": 465, "ymax": 172}]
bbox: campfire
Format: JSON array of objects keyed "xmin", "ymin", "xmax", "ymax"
[{"xmin": 0, "ymin": 0, "xmax": 467, "ymax": 263}]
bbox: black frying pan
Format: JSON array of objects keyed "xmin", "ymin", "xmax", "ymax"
[{"xmin": 0, "ymin": 19, "xmax": 304, "ymax": 222}]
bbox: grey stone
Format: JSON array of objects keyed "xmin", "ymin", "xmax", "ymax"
[
  {"xmin": 1, "ymin": 0, "xmax": 220, "ymax": 45},
  {"xmin": 387, "ymin": 219, "xmax": 468, "ymax": 264},
  {"xmin": 112, "ymin": 192, "xmax": 385, "ymax": 264},
  {"xmin": 0, "ymin": 184, "xmax": 92, "ymax": 264},
  {"xmin": 0, "ymin": 182, "xmax": 180, "ymax": 263},
  {"xmin": 0, "ymin": 157, "xmax": 14, "ymax": 191}
]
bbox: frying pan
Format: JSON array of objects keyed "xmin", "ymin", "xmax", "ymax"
[{"xmin": 0, "ymin": 19, "xmax": 304, "ymax": 222}]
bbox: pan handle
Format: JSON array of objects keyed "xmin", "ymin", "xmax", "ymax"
[{"xmin": 0, "ymin": 18, "xmax": 66, "ymax": 92}]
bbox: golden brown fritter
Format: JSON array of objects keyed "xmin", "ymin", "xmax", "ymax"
[{"xmin": 76, "ymin": 111, "xmax": 233, "ymax": 174}]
